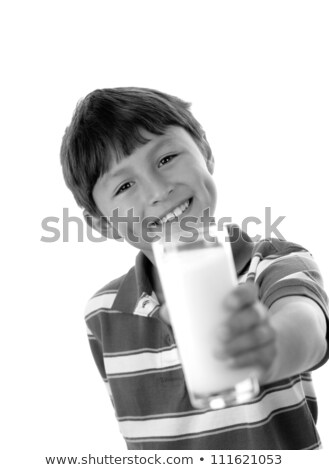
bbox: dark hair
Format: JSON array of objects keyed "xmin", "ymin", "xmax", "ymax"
[{"xmin": 60, "ymin": 87, "xmax": 214, "ymax": 216}]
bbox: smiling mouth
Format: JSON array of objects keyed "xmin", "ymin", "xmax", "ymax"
[{"xmin": 148, "ymin": 198, "xmax": 193, "ymax": 227}]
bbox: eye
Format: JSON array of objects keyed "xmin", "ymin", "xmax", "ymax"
[
  {"xmin": 159, "ymin": 154, "xmax": 178, "ymax": 167},
  {"xmin": 115, "ymin": 181, "xmax": 133, "ymax": 195}
]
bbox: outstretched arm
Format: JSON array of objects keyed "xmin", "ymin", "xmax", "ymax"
[
  {"xmin": 264, "ymin": 295, "xmax": 327, "ymax": 383},
  {"xmin": 213, "ymin": 283, "xmax": 328, "ymax": 385}
]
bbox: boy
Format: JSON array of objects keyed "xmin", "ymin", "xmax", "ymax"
[{"xmin": 60, "ymin": 87, "xmax": 328, "ymax": 450}]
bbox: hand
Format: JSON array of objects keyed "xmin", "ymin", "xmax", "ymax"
[{"xmin": 214, "ymin": 283, "xmax": 277, "ymax": 382}]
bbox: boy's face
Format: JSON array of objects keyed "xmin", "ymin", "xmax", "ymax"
[{"xmin": 92, "ymin": 126, "xmax": 217, "ymax": 263}]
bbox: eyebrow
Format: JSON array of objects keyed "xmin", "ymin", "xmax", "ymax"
[{"xmin": 108, "ymin": 136, "xmax": 176, "ymax": 179}]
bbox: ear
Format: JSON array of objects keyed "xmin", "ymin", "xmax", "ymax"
[{"xmin": 83, "ymin": 210, "xmax": 124, "ymax": 240}]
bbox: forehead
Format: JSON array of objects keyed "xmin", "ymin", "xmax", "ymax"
[
  {"xmin": 126, "ymin": 125, "xmax": 193, "ymax": 156},
  {"xmin": 107, "ymin": 126, "xmax": 195, "ymax": 175}
]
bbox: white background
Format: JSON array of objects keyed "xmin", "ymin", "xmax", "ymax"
[{"xmin": 2, "ymin": 0, "xmax": 329, "ymax": 467}]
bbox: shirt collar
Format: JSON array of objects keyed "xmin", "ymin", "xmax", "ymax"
[{"xmin": 111, "ymin": 224, "xmax": 254, "ymax": 315}]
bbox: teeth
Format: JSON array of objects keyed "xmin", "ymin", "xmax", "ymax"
[
  {"xmin": 162, "ymin": 211, "xmax": 175, "ymax": 223},
  {"xmin": 160, "ymin": 199, "xmax": 190, "ymax": 224},
  {"xmin": 148, "ymin": 199, "xmax": 191, "ymax": 228}
]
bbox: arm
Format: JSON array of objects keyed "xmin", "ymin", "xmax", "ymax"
[
  {"xmin": 213, "ymin": 283, "xmax": 328, "ymax": 386},
  {"xmin": 263, "ymin": 295, "xmax": 327, "ymax": 384}
]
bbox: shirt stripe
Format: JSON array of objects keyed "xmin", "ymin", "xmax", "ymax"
[
  {"xmin": 104, "ymin": 347, "xmax": 181, "ymax": 376},
  {"xmin": 85, "ymin": 292, "xmax": 117, "ymax": 319}
]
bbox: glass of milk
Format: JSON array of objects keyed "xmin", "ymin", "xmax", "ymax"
[{"xmin": 152, "ymin": 224, "xmax": 260, "ymax": 409}]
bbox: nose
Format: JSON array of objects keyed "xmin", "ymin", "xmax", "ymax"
[{"xmin": 144, "ymin": 173, "xmax": 174, "ymax": 205}]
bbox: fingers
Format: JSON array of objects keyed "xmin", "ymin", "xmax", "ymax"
[
  {"xmin": 214, "ymin": 284, "xmax": 276, "ymax": 373},
  {"xmin": 223, "ymin": 282, "xmax": 259, "ymax": 312},
  {"xmin": 217, "ymin": 305, "xmax": 261, "ymax": 339},
  {"xmin": 215, "ymin": 322, "xmax": 276, "ymax": 360},
  {"xmin": 225, "ymin": 339, "xmax": 277, "ymax": 371},
  {"xmin": 217, "ymin": 300, "xmax": 267, "ymax": 341}
]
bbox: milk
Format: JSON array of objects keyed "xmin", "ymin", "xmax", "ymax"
[{"xmin": 152, "ymin": 228, "xmax": 260, "ymax": 408}]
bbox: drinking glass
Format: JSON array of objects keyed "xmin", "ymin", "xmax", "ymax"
[{"xmin": 152, "ymin": 224, "xmax": 260, "ymax": 409}]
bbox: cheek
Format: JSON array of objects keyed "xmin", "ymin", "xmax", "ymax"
[
  {"xmin": 102, "ymin": 199, "xmax": 137, "ymax": 219},
  {"xmin": 199, "ymin": 171, "xmax": 217, "ymax": 208},
  {"xmin": 208, "ymin": 182, "xmax": 218, "ymax": 215},
  {"xmin": 208, "ymin": 177, "xmax": 217, "ymax": 206},
  {"xmin": 108, "ymin": 203, "xmax": 143, "ymax": 236}
]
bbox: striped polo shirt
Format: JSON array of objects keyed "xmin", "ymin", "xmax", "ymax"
[{"xmin": 85, "ymin": 227, "xmax": 329, "ymax": 449}]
